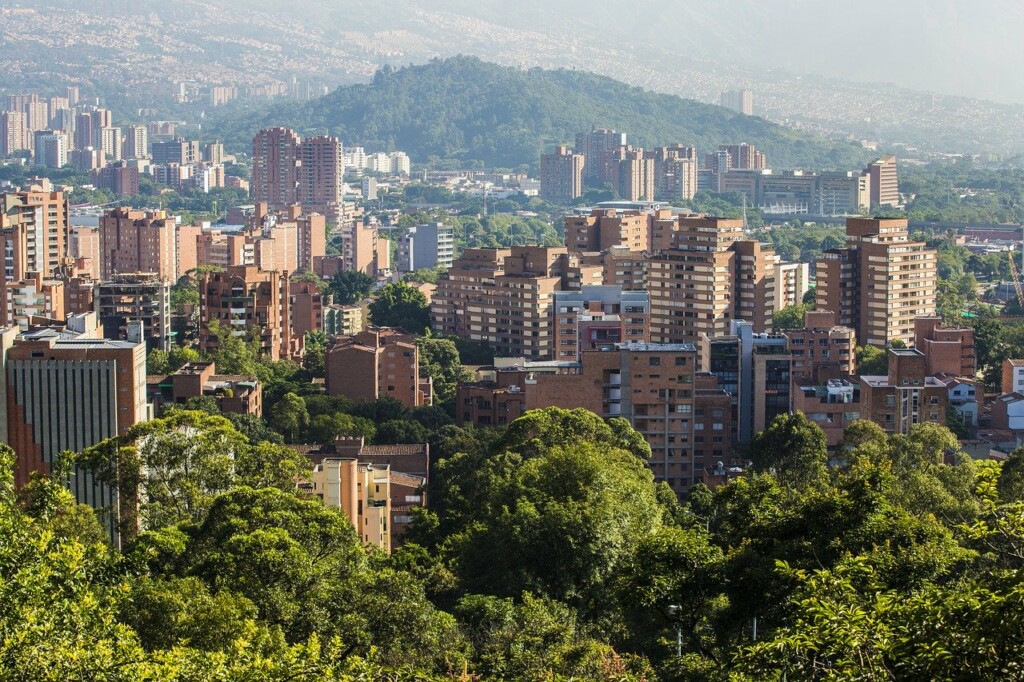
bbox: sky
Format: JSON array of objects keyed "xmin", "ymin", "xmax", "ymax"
[{"xmin": 411, "ymin": 0, "xmax": 1024, "ymax": 103}]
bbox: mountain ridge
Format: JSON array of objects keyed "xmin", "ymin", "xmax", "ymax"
[{"xmin": 206, "ymin": 56, "xmax": 870, "ymax": 170}]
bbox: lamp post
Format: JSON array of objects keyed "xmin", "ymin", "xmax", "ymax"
[{"xmin": 666, "ymin": 604, "xmax": 683, "ymax": 658}]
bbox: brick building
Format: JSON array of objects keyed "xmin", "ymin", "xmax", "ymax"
[
  {"xmin": 914, "ymin": 316, "xmax": 976, "ymax": 377},
  {"xmin": 552, "ymin": 285, "xmax": 649, "ymax": 361},
  {"xmin": 0, "ymin": 190, "xmax": 70, "ymax": 282},
  {"xmin": 456, "ymin": 343, "xmax": 736, "ymax": 496},
  {"xmin": 431, "ymin": 246, "xmax": 573, "ymax": 360},
  {"xmin": 564, "ymin": 208, "xmax": 650, "ymax": 253},
  {"xmin": 325, "ymin": 327, "xmax": 428, "ymax": 408},
  {"xmin": 649, "ymin": 216, "xmax": 775, "ymax": 343},
  {"xmin": 858, "ymin": 348, "xmax": 947, "ymax": 435},
  {"xmin": 816, "ymin": 218, "xmax": 936, "ymax": 347},
  {"xmin": 199, "ymin": 265, "xmax": 292, "ymax": 361},
  {"xmin": 148, "ymin": 361, "xmax": 262, "ymax": 416}
]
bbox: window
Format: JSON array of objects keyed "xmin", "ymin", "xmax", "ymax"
[
  {"xmin": 649, "ymin": 357, "xmax": 661, "ymax": 366},
  {"xmin": 675, "ymin": 356, "xmax": 687, "ymax": 366},
  {"xmin": 929, "ymin": 396, "xmax": 940, "ymax": 405}
]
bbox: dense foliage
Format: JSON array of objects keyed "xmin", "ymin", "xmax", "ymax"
[
  {"xmin": 205, "ymin": 56, "xmax": 870, "ymax": 170},
  {"xmin": 11, "ymin": 405, "xmax": 1024, "ymax": 680}
]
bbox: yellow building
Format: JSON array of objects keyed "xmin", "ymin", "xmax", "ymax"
[{"xmin": 305, "ymin": 458, "xmax": 392, "ymax": 552}]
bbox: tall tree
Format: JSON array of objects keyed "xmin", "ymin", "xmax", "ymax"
[
  {"xmin": 328, "ymin": 270, "xmax": 375, "ymax": 305},
  {"xmin": 369, "ymin": 282, "xmax": 430, "ymax": 334},
  {"xmin": 749, "ymin": 412, "xmax": 828, "ymax": 487}
]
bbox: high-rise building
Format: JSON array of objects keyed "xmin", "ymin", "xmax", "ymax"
[
  {"xmin": 151, "ymin": 137, "xmax": 200, "ymax": 165},
  {"xmin": 200, "ymin": 265, "xmax": 292, "ymax": 361},
  {"xmin": 32, "ymin": 130, "xmax": 68, "ymax": 168},
  {"xmin": 325, "ymin": 327, "xmax": 426, "ymax": 408},
  {"xmin": 97, "ymin": 274, "xmax": 172, "ymax": 351},
  {"xmin": 251, "ymin": 128, "xmax": 344, "ymax": 213},
  {"xmin": 649, "ymin": 144, "xmax": 698, "ymax": 201},
  {"xmin": 701, "ymin": 320, "xmax": 790, "ymax": 444},
  {"xmin": 816, "ymin": 218, "xmax": 936, "ymax": 347},
  {"xmin": 203, "ymin": 142, "xmax": 224, "ymax": 164},
  {"xmin": 0, "ymin": 111, "xmax": 28, "ymax": 157},
  {"xmin": 648, "ymin": 216, "xmax": 775, "ymax": 343},
  {"xmin": 1, "ymin": 325, "xmax": 148, "ymax": 528},
  {"xmin": 720, "ymin": 143, "xmax": 766, "ymax": 170},
  {"xmin": 615, "ymin": 148, "xmax": 656, "ymax": 201},
  {"xmin": 99, "ymin": 208, "xmax": 178, "ymax": 281},
  {"xmin": 552, "ymin": 285, "xmax": 650, "ymax": 361},
  {"xmin": 575, "ymin": 128, "xmax": 627, "ymax": 186},
  {"xmin": 388, "ymin": 151, "xmax": 411, "ymax": 176},
  {"xmin": 123, "ymin": 125, "xmax": 148, "ymax": 159},
  {"xmin": 99, "ymin": 126, "xmax": 122, "ymax": 161},
  {"xmin": 720, "ymin": 89, "xmax": 754, "ymax": 115},
  {"xmin": 297, "ymin": 135, "xmax": 343, "ymax": 207},
  {"xmin": 773, "ymin": 261, "xmax": 811, "ymax": 311},
  {"xmin": 398, "ymin": 222, "xmax": 454, "ymax": 272},
  {"xmin": 432, "ymin": 246, "xmax": 573, "ymax": 360},
  {"xmin": 864, "ymin": 155, "xmax": 900, "ymax": 208},
  {"xmin": 0, "ymin": 190, "xmax": 70, "ymax": 281},
  {"xmin": 540, "ymin": 145, "xmax": 585, "ymax": 203},
  {"xmin": 564, "ymin": 208, "xmax": 650, "ymax": 253}
]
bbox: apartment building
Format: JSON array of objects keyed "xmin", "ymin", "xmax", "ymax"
[
  {"xmin": 720, "ymin": 89, "xmax": 753, "ymax": 115},
  {"xmin": 858, "ymin": 348, "xmax": 947, "ymax": 435},
  {"xmin": 303, "ymin": 458, "xmax": 392, "ymax": 552},
  {"xmin": 323, "ymin": 303, "xmax": 364, "ymax": 337},
  {"xmin": 456, "ymin": 343, "xmax": 735, "ymax": 495},
  {"xmin": 148, "ymin": 361, "xmax": 262, "ymax": 416},
  {"xmin": 431, "ymin": 246, "xmax": 571, "ymax": 360},
  {"xmin": 0, "ymin": 190, "xmax": 70, "ymax": 281},
  {"xmin": 551, "ymin": 285, "xmax": 650, "ymax": 361},
  {"xmin": 564, "ymin": 208, "xmax": 650, "ymax": 253},
  {"xmin": 914, "ymin": 316, "xmax": 976, "ymax": 378},
  {"xmin": 540, "ymin": 145, "xmax": 585, "ymax": 203},
  {"xmin": 0, "ymin": 272, "xmax": 65, "ymax": 329},
  {"xmin": 575, "ymin": 128, "xmax": 627, "ymax": 185},
  {"xmin": 251, "ymin": 128, "xmax": 343, "ymax": 217},
  {"xmin": 649, "ymin": 216, "xmax": 775, "ymax": 343},
  {"xmin": 649, "ymin": 144, "xmax": 698, "ymax": 202},
  {"xmin": 398, "ymin": 222, "xmax": 454, "ymax": 272},
  {"xmin": 787, "ymin": 310, "xmax": 859, "ymax": 447},
  {"xmin": 290, "ymin": 280, "xmax": 324, "ymax": 337},
  {"xmin": 199, "ymin": 266, "xmax": 292, "ymax": 361},
  {"xmin": 324, "ymin": 327, "xmax": 427, "ymax": 408},
  {"xmin": 774, "ymin": 261, "xmax": 811, "ymax": 311},
  {"xmin": 816, "ymin": 217, "xmax": 936, "ymax": 347},
  {"xmin": 99, "ymin": 207, "xmax": 178, "ymax": 281}
]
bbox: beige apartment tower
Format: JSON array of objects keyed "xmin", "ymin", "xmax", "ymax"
[
  {"xmin": 648, "ymin": 216, "xmax": 775, "ymax": 343},
  {"xmin": 540, "ymin": 145, "xmax": 585, "ymax": 204},
  {"xmin": 816, "ymin": 217, "xmax": 936, "ymax": 348}
]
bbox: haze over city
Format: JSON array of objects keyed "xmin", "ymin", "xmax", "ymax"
[{"xmin": 2, "ymin": 2, "xmax": 1024, "ymax": 679}]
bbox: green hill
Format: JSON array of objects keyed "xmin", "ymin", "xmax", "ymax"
[{"xmin": 210, "ymin": 56, "xmax": 869, "ymax": 170}]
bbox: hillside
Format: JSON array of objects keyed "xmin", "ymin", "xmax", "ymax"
[{"xmin": 207, "ymin": 56, "xmax": 870, "ymax": 170}]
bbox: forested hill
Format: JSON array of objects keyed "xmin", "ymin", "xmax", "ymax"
[{"xmin": 208, "ymin": 56, "xmax": 869, "ymax": 170}]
